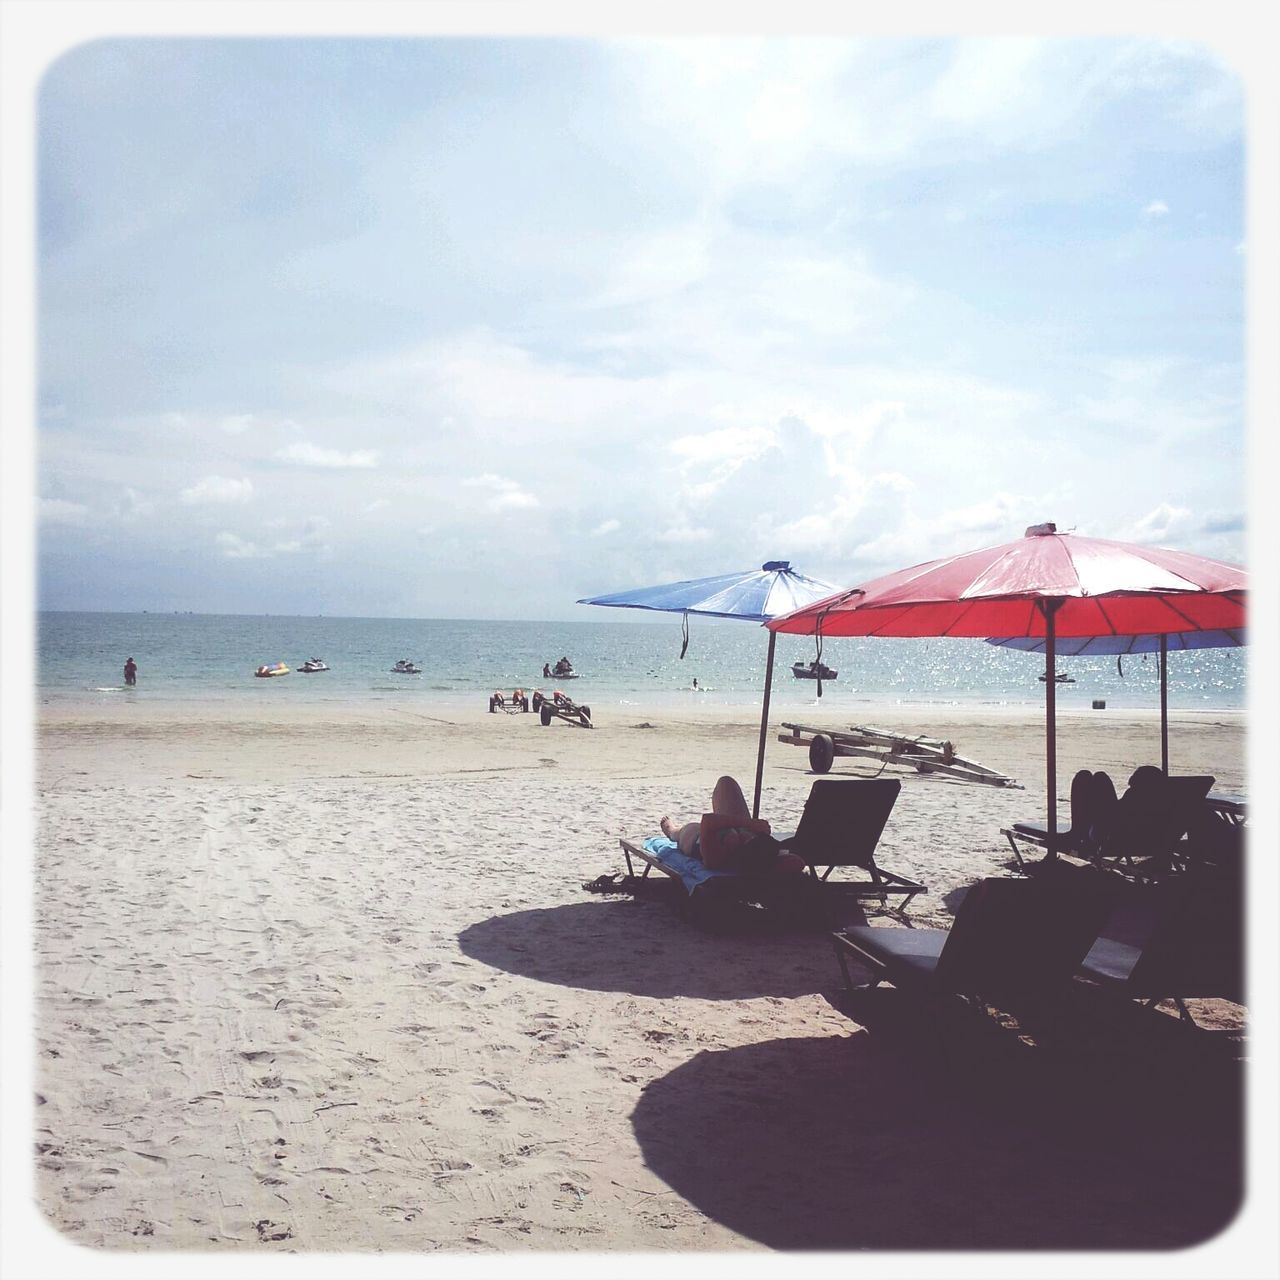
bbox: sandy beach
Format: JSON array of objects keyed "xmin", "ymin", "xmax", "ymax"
[{"xmin": 32, "ymin": 699, "xmax": 1248, "ymax": 1253}]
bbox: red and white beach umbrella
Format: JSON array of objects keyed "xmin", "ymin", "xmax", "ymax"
[{"xmin": 767, "ymin": 523, "xmax": 1247, "ymax": 858}]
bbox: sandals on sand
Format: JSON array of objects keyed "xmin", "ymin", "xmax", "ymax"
[{"xmin": 582, "ymin": 873, "xmax": 627, "ymax": 894}]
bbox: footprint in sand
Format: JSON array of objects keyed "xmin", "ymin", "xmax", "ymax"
[{"xmin": 254, "ymin": 1219, "xmax": 293, "ymax": 1242}]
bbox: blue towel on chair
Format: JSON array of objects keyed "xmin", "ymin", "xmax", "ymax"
[{"xmin": 641, "ymin": 836, "xmax": 739, "ymax": 895}]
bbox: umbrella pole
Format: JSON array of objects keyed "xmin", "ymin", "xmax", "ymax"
[
  {"xmin": 1160, "ymin": 633, "xmax": 1169, "ymax": 773},
  {"xmin": 1045, "ymin": 605, "xmax": 1058, "ymax": 861},
  {"xmin": 753, "ymin": 630, "xmax": 777, "ymax": 820}
]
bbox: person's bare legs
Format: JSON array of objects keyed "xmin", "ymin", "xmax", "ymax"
[
  {"xmin": 659, "ymin": 776, "xmax": 750, "ymax": 857},
  {"xmin": 660, "ymin": 815, "xmax": 702, "ymax": 855},
  {"xmin": 711, "ymin": 775, "xmax": 750, "ymax": 820}
]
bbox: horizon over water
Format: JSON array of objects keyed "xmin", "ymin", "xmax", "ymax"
[{"xmin": 37, "ymin": 610, "xmax": 1246, "ymax": 715}]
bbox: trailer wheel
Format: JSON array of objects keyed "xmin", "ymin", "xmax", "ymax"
[
  {"xmin": 520, "ymin": 697, "xmax": 529, "ymax": 712},
  {"xmin": 532, "ymin": 691, "xmax": 543, "ymax": 712},
  {"xmin": 488, "ymin": 696, "xmax": 497, "ymax": 713},
  {"xmin": 579, "ymin": 705, "xmax": 592, "ymax": 727},
  {"xmin": 540, "ymin": 702, "xmax": 553, "ymax": 726},
  {"xmin": 809, "ymin": 733, "xmax": 835, "ymax": 773}
]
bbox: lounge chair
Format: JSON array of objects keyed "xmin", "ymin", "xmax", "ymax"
[
  {"xmin": 771, "ymin": 778, "xmax": 925, "ymax": 910},
  {"xmin": 1078, "ymin": 872, "xmax": 1243, "ymax": 1024},
  {"xmin": 616, "ymin": 835, "xmax": 820, "ymax": 927},
  {"xmin": 1003, "ymin": 768, "xmax": 1103, "ymax": 869},
  {"xmin": 618, "ymin": 835, "xmax": 748, "ymax": 899},
  {"xmin": 616, "ymin": 777, "xmax": 922, "ymax": 921},
  {"xmin": 832, "ymin": 874, "xmax": 1111, "ymax": 1016},
  {"xmin": 1094, "ymin": 772, "xmax": 1215, "ymax": 878},
  {"xmin": 1179, "ymin": 803, "xmax": 1244, "ymax": 876}
]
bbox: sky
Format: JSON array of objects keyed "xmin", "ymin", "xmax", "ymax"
[{"xmin": 35, "ymin": 36, "xmax": 1247, "ymax": 619}]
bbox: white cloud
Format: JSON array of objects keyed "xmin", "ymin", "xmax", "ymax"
[
  {"xmin": 111, "ymin": 487, "xmax": 152, "ymax": 521},
  {"xmin": 655, "ymin": 521, "xmax": 712, "ymax": 544},
  {"xmin": 927, "ymin": 39, "xmax": 1047, "ymax": 131},
  {"xmin": 850, "ymin": 491, "xmax": 1040, "ymax": 571},
  {"xmin": 1113, "ymin": 503, "xmax": 1194, "ymax": 545},
  {"xmin": 220, "ymin": 413, "xmax": 256, "ymax": 435},
  {"xmin": 669, "ymin": 425, "xmax": 777, "ymax": 501},
  {"xmin": 265, "ymin": 516, "xmax": 333, "ymax": 557},
  {"xmin": 326, "ymin": 330, "xmax": 650, "ymax": 447},
  {"xmin": 39, "ymin": 497, "xmax": 90, "ymax": 525},
  {"xmin": 215, "ymin": 531, "xmax": 264, "ymax": 558},
  {"xmin": 766, "ymin": 512, "xmax": 839, "ymax": 554},
  {"xmin": 1142, "ymin": 200, "xmax": 1170, "ymax": 218},
  {"xmin": 493, "ymin": 490, "xmax": 538, "ymax": 512},
  {"xmin": 591, "ymin": 519, "xmax": 621, "ymax": 536},
  {"xmin": 275, "ymin": 441, "xmax": 379, "ymax": 469},
  {"xmin": 935, "ymin": 495, "xmax": 1028, "ymax": 539},
  {"xmin": 463, "ymin": 473, "xmax": 540, "ymax": 513},
  {"xmin": 181, "ymin": 475, "xmax": 253, "ymax": 505}
]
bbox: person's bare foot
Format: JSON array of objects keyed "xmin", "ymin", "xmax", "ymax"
[{"xmin": 660, "ymin": 816, "xmax": 677, "ymax": 839}]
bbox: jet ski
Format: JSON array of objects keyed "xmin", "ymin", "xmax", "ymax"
[
  {"xmin": 792, "ymin": 661, "xmax": 838, "ymax": 681},
  {"xmin": 298, "ymin": 658, "xmax": 329, "ymax": 673},
  {"xmin": 391, "ymin": 660, "xmax": 422, "ymax": 675}
]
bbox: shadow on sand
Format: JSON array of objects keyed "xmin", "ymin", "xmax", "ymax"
[
  {"xmin": 457, "ymin": 898, "xmax": 837, "ymax": 1001},
  {"xmin": 631, "ymin": 987, "xmax": 1243, "ymax": 1250}
]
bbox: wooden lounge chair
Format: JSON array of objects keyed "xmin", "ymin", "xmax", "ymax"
[
  {"xmin": 1078, "ymin": 873, "xmax": 1243, "ymax": 1024},
  {"xmin": 773, "ymin": 778, "xmax": 925, "ymax": 910},
  {"xmin": 832, "ymin": 875, "xmax": 1111, "ymax": 1017}
]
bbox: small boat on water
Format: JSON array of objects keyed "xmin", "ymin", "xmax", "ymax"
[
  {"xmin": 391, "ymin": 660, "xmax": 422, "ymax": 675},
  {"xmin": 298, "ymin": 658, "xmax": 329, "ymax": 673},
  {"xmin": 1038, "ymin": 671, "xmax": 1075, "ymax": 684},
  {"xmin": 255, "ymin": 662, "xmax": 289, "ymax": 678},
  {"xmin": 543, "ymin": 659, "xmax": 579, "ymax": 679},
  {"xmin": 792, "ymin": 661, "xmax": 838, "ymax": 681}
]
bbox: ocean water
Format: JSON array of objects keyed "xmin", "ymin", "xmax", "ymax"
[{"xmin": 36, "ymin": 611, "xmax": 1246, "ymax": 714}]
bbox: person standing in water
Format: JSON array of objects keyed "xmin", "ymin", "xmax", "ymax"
[{"xmin": 123, "ymin": 657, "xmax": 138, "ymax": 687}]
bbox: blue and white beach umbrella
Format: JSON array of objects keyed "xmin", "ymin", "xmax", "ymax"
[
  {"xmin": 579, "ymin": 559, "xmax": 840, "ymax": 646},
  {"xmin": 986, "ymin": 628, "xmax": 1246, "ymax": 772},
  {"xmin": 578, "ymin": 561, "xmax": 843, "ymax": 817}
]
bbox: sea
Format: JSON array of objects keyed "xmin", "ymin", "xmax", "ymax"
[{"xmin": 36, "ymin": 611, "xmax": 1246, "ymax": 714}]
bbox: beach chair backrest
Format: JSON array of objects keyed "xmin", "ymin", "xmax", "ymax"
[
  {"xmin": 935, "ymin": 875, "xmax": 1110, "ymax": 1004},
  {"xmin": 789, "ymin": 778, "xmax": 901, "ymax": 869},
  {"xmin": 1184, "ymin": 806, "xmax": 1243, "ymax": 875},
  {"xmin": 1127, "ymin": 874, "xmax": 1243, "ymax": 1001},
  {"xmin": 1164, "ymin": 775, "xmax": 1216, "ymax": 835},
  {"xmin": 1101, "ymin": 769, "xmax": 1181, "ymax": 860}
]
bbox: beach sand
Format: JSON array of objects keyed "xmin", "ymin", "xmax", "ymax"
[{"xmin": 32, "ymin": 700, "xmax": 1247, "ymax": 1252}]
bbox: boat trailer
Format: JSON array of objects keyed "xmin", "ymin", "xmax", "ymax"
[
  {"xmin": 489, "ymin": 688, "xmax": 531, "ymax": 713},
  {"xmin": 532, "ymin": 688, "xmax": 593, "ymax": 728},
  {"xmin": 778, "ymin": 722, "xmax": 1019, "ymax": 787}
]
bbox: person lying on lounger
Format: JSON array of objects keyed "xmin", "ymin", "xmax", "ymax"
[{"xmin": 660, "ymin": 775, "xmax": 803, "ymax": 873}]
